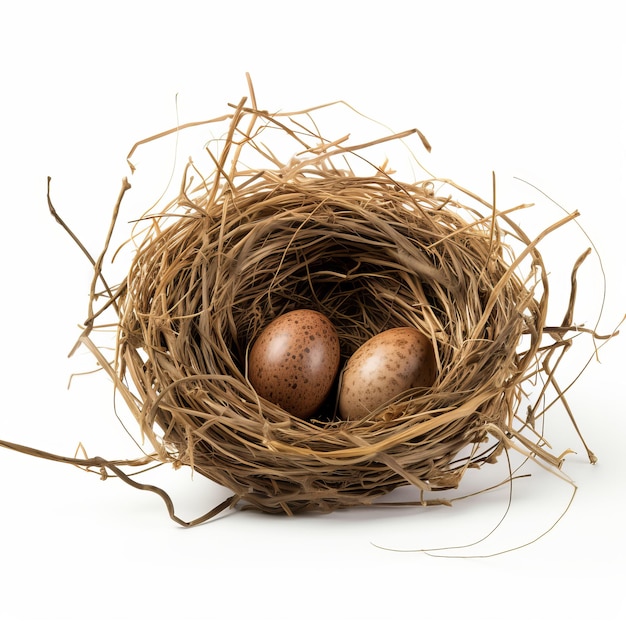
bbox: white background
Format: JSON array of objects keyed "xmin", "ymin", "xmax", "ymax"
[{"xmin": 1, "ymin": 1, "xmax": 624, "ymax": 625}]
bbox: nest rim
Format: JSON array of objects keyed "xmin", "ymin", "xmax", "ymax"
[{"xmin": 114, "ymin": 141, "xmax": 554, "ymax": 514}]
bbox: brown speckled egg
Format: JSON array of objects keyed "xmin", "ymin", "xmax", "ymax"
[
  {"xmin": 248, "ymin": 309, "xmax": 340, "ymax": 419},
  {"xmin": 338, "ymin": 327, "xmax": 436, "ymax": 420}
]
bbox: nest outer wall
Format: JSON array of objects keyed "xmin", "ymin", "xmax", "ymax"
[{"xmin": 86, "ymin": 95, "xmax": 596, "ymax": 518}]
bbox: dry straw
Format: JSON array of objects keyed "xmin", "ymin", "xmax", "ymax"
[{"xmin": 1, "ymin": 80, "xmax": 618, "ymax": 526}]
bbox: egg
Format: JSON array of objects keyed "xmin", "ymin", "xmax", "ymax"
[
  {"xmin": 338, "ymin": 327, "xmax": 436, "ymax": 420},
  {"xmin": 248, "ymin": 309, "xmax": 341, "ymax": 419}
]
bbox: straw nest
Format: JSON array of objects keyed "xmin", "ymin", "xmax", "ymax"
[{"xmin": 63, "ymin": 88, "xmax": 610, "ymax": 522}]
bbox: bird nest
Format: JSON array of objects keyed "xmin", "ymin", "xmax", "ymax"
[{"xmin": 19, "ymin": 85, "xmax": 614, "ymax": 525}]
